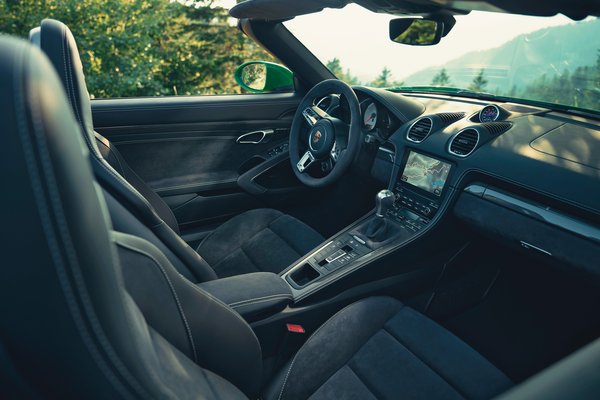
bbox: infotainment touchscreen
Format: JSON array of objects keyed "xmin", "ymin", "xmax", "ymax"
[{"xmin": 400, "ymin": 151, "xmax": 451, "ymax": 196}]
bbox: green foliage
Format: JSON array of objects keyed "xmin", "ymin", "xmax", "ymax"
[
  {"xmin": 326, "ymin": 60, "xmax": 403, "ymax": 88},
  {"xmin": 517, "ymin": 58, "xmax": 600, "ymax": 110},
  {"xmin": 326, "ymin": 57, "xmax": 361, "ymax": 85},
  {"xmin": 431, "ymin": 68, "xmax": 451, "ymax": 87},
  {"xmin": 369, "ymin": 66, "xmax": 403, "ymax": 88},
  {"xmin": 0, "ymin": 0, "xmax": 275, "ymax": 97},
  {"xmin": 468, "ymin": 69, "xmax": 488, "ymax": 92}
]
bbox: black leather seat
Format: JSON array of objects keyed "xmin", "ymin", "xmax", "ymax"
[
  {"xmin": 29, "ymin": 19, "xmax": 323, "ymax": 281},
  {"xmin": 1, "ymin": 36, "xmax": 513, "ymax": 399}
]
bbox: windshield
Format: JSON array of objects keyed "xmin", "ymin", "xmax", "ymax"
[{"xmin": 285, "ymin": 6, "xmax": 600, "ymax": 113}]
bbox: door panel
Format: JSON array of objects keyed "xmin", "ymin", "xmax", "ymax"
[{"xmin": 91, "ymin": 93, "xmax": 309, "ymax": 231}]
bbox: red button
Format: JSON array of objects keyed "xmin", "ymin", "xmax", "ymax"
[{"xmin": 286, "ymin": 324, "xmax": 305, "ymax": 334}]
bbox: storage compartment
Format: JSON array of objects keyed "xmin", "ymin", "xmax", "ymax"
[
  {"xmin": 287, "ymin": 263, "xmax": 320, "ymax": 288},
  {"xmin": 454, "ymin": 186, "xmax": 600, "ymax": 281}
]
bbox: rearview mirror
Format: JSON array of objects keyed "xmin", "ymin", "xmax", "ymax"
[
  {"xmin": 234, "ymin": 61, "xmax": 293, "ymax": 93},
  {"xmin": 389, "ymin": 16, "xmax": 454, "ymax": 46}
]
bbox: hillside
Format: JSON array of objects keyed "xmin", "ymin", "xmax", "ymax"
[{"xmin": 402, "ymin": 18, "xmax": 600, "ymax": 92}]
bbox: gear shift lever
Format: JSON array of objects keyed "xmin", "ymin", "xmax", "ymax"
[
  {"xmin": 366, "ymin": 190, "xmax": 396, "ymax": 241},
  {"xmin": 375, "ymin": 189, "xmax": 395, "ymax": 217}
]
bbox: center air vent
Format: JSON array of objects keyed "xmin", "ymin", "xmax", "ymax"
[
  {"xmin": 406, "ymin": 117, "xmax": 432, "ymax": 143},
  {"xmin": 449, "ymin": 128, "xmax": 479, "ymax": 157},
  {"xmin": 437, "ymin": 112, "xmax": 466, "ymax": 124}
]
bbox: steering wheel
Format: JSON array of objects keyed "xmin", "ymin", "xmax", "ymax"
[{"xmin": 289, "ymin": 79, "xmax": 362, "ymax": 187}]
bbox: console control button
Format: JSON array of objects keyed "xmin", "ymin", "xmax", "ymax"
[{"xmin": 325, "ymin": 249, "xmax": 346, "ymax": 263}]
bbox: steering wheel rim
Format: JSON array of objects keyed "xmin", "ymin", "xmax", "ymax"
[{"xmin": 289, "ymin": 79, "xmax": 362, "ymax": 188}]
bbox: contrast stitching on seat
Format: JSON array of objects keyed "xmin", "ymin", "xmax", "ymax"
[
  {"xmin": 114, "ymin": 239, "xmax": 199, "ymax": 363},
  {"xmin": 60, "ymin": 28, "xmax": 74, "ymax": 113},
  {"xmin": 229, "ymin": 294, "xmax": 292, "ymax": 308},
  {"xmin": 97, "ymin": 131, "xmax": 126, "ymax": 175},
  {"xmin": 180, "ymin": 279, "xmax": 263, "ymax": 353},
  {"xmin": 276, "ymin": 300, "xmax": 401, "ymax": 400},
  {"xmin": 229, "ymin": 293, "xmax": 292, "ymax": 306},
  {"xmin": 382, "ymin": 327, "xmax": 466, "ymax": 399},
  {"xmin": 14, "ymin": 46, "xmax": 143, "ymax": 399},
  {"xmin": 64, "ymin": 34, "xmax": 83, "ymax": 126}
]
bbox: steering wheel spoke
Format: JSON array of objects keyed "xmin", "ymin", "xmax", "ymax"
[
  {"xmin": 302, "ymin": 105, "xmax": 332, "ymax": 127},
  {"xmin": 296, "ymin": 151, "xmax": 316, "ymax": 173},
  {"xmin": 330, "ymin": 141, "xmax": 340, "ymax": 162}
]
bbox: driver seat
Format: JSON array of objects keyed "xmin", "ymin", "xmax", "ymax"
[{"xmin": 30, "ymin": 19, "xmax": 324, "ymax": 281}]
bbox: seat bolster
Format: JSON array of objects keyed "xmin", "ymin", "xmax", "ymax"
[
  {"xmin": 263, "ymin": 297, "xmax": 404, "ymax": 400},
  {"xmin": 112, "ymin": 232, "xmax": 262, "ymax": 398},
  {"xmin": 105, "ymin": 190, "xmax": 217, "ymax": 283}
]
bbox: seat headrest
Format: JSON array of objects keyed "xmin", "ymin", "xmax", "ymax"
[{"xmin": 32, "ymin": 19, "xmax": 99, "ymax": 156}]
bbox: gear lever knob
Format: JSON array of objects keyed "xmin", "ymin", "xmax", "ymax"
[{"xmin": 375, "ymin": 189, "xmax": 395, "ymax": 218}]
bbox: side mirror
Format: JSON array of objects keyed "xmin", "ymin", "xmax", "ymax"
[
  {"xmin": 234, "ymin": 61, "xmax": 294, "ymax": 93},
  {"xmin": 389, "ymin": 15, "xmax": 455, "ymax": 46}
]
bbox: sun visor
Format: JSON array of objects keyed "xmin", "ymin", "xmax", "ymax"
[{"xmin": 230, "ymin": 0, "xmax": 349, "ymax": 20}]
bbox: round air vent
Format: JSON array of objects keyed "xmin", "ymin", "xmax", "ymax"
[
  {"xmin": 406, "ymin": 117, "xmax": 433, "ymax": 143},
  {"xmin": 448, "ymin": 128, "xmax": 479, "ymax": 157}
]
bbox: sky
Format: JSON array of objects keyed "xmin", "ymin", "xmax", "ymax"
[{"xmin": 219, "ymin": 1, "xmax": 575, "ymax": 82}]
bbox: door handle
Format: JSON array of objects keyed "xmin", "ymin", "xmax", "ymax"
[{"xmin": 236, "ymin": 129, "xmax": 274, "ymax": 144}]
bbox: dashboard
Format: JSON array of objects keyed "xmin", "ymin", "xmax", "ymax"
[
  {"xmin": 351, "ymin": 87, "xmax": 600, "ymax": 218},
  {"xmin": 348, "ymin": 86, "xmax": 600, "ymax": 280}
]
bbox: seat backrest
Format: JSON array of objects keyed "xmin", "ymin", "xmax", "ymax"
[
  {"xmin": 30, "ymin": 19, "xmax": 218, "ymax": 283},
  {"xmin": 0, "ymin": 36, "xmax": 250, "ymax": 399}
]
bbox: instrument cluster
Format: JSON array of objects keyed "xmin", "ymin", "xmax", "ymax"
[{"xmin": 360, "ymin": 98, "xmax": 398, "ymax": 139}]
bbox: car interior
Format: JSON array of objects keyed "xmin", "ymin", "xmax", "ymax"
[{"xmin": 1, "ymin": 0, "xmax": 600, "ymax": 399}]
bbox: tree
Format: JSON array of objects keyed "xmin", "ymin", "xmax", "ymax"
[
  {"xmin": 326, "ymin": 58, "xmax": 343, "ymax": 76},
  {"xmin": 371, "ymin": 66, "xmax": 392, "ymax": 87},
  {"xmin": 519, "ymin": 52, "xmax": 600, "ymax": 111},
  {"xmin": 0, "ymin": 0, "xmax": 275, "ymax": 97},
  {"xmin": 431, "ymin": 68, "xmax": 451, "ymax": 87},
  {"xmin": 369, "ymin": 66, "xmax": 404, "ymax": 88},
  {"xmin": 326, "ymin": 57, "xmax": 361, "ymax": 85},
  {"xmin": 468, "ymin": 69, "xmax": 488, "ymax": 92}
]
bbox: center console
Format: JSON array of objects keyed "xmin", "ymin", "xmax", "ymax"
[
  {"xmin": 283, "ymin": 149, "xmax": 454, "ymax": 298},
  {"xmin": 387, "ymin": 150, "xmax": 452, "ymax": 231}
]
